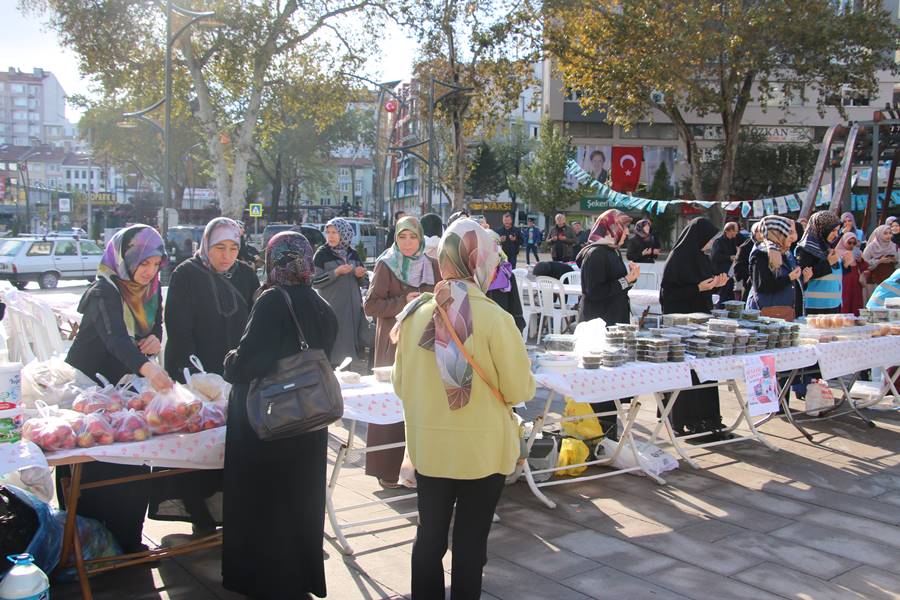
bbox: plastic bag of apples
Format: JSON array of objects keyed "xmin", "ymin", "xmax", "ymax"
[{"xmin": 144, "ymin": 384, "xmax": 203, "ymax": 435}]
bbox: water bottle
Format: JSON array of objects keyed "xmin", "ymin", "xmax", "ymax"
[{"xmin": 0, "ymin": 554, "xmax": 49, "ymax": 600}]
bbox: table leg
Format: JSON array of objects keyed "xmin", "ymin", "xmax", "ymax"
[
  {"xmin": 727, "ymin": 380, "xmax": 779, "ymax": 452},
  {"xmin": 521, "ymin": 392, "xmax": 557, "ymax": 509},
  {"xmin": 835, "ymin": 374, "xmax": 875, "ymax": 428},
  {"xmin": 56, "ymin": 462, "xmax": 93, "ymax": 600},
  {"xmin": 614, "ymin": 399, "xmax": 666, "ymax": 485},
  {"xmin": 651, "ymin": 390, "xmax": 700, "ymax": 469},
  {"xmin": 326, "ymin": 420, "xmax": 357, "ymax": 556}
]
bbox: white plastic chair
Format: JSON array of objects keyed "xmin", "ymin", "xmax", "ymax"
[
  {"xmin": 535, "ymin": 276, "xmax": 579, "ymax": 335},
  {"xmin": 634, "ymin": 271, "xmax": 659, "ymax": 291},
  {"xmin": 558, "ymin": 271, "xmax": 581, "ymax": 308},
  {"xmin": 515, "ymin": 274, "xmax": 539, "ymax": 342}
]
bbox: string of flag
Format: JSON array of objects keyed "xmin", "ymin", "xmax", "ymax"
[{"xmin": 564, "ymin": 159, "xmax": 889, "ymax": 216}]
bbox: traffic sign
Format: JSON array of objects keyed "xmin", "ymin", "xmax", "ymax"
[{"xmin": 249, "ymin": 203, "xmax": 263, "ymax": 217}]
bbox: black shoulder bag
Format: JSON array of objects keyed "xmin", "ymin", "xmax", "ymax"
[{"xmin": 246, "ymin": 287, "xmax": 343, "ymax": 441}]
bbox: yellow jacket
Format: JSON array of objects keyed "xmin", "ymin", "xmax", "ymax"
[{"xmin": 392, "ymin": 284, "xmax": 536, "ymax": 480}]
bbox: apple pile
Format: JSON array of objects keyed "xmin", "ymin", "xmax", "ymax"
[
  {"xmin": 72, "ymin": 386, "xmax": 129, "ymax": 414},
  {"xmin": 144, "ymin": 385, "xmax": 203, "ymax": 434},
  {"xmin": 72, "ymin": 412, "xmax": 115, "ymax": 448},
  {"xmin": 186, "ymin": 402, "xmax": 227, "ymax": 433},
  {"xmin": 22, "ymin": 416, "xmax": 77, "ymax": 451},
  {"xmin": 108, "ymin": 410, "xmax": 151, "ymax": 443}
]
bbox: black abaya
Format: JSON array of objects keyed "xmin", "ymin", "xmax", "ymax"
[
  {"xmin": 659, "ymin": 218, "xmax": 724, "ymax": 433},
  {"xmin": 222, "ymin": 285, "xmax": 337, "ymax": 599}
]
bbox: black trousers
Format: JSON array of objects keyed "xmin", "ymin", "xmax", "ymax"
[
  {"xmin": 412, "ymin": 472, "xmax": 505, "ymax": 600},
  {"xmin": 525, "ymin": 245, "xmax": 540, "ymax": 265}
]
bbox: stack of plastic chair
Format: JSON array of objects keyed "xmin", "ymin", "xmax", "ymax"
[
  {"xmin": 514, "ymin": 273, "xmax": 540, "ymax": 342},
  {"xmin": 535, "ymin": 276, "xmax": 578, "ymax": 335}
]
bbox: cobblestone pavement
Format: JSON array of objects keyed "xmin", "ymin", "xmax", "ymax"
[{"xmin": 52, "ymin": 384, "xmax": 900, "ymax": 600}]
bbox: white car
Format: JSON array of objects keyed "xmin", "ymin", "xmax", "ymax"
[{"xmin": 0, "ymin": 237, "xmax": 104, "ymax": 289}]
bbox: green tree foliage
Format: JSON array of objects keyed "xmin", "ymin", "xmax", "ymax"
[
  {"xmin": 645, "ymin": 162, "xmax": 673, "ymax": 200},
  {"xmin": 400, "ymin": 0, "xmax": 539, "ymax": 210},
  {"xmin": 699, "ymin": 135, "xmax": 818, "ymax": 200},
  {"xmin": 21, "ymin": 0, "xmax": 386, "ymax": 219},
  {"xmin": 466, "ymin": 143, "xmax": 505, "ymax": 199},
  {"xmin": 544, "ymin": 0, "xmax": 900, "ymax": 202},
  {"xmin": 508, "ymin": 118, "xmax": 582, "ymax": 222}
]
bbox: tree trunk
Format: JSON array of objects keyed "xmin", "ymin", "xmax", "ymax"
[
  {"xmin": 665, "ymin": 105, "xmax": 703, "ymax": 200},
  {"xmin": 270, "ymin": 152, "xmax": 283, "ymax": 221},
  {"xmin": 452, "ymin": 108, "xmax": 466, "ymax": 211}
]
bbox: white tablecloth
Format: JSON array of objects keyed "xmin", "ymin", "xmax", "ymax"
[
  {"xmin": 689, "ymin": 345, "xmax": 819, "ymax": 383},
  {"xmin": 815, "ymin": 336, "xmax": 900, "ymax": 380},
  {"xmin": 536, "ymin": 361, "xmax": 693, "ymax": 403}
]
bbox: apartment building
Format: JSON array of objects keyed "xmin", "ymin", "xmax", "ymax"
[{"xmin": 0, "ymin": 67, "xmax": 69, "ymax": 147}]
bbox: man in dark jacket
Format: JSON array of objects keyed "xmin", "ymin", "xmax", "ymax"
[
  {"xmin": 710, "ymin": 222, "xmax": 740, "ymax": 306},
  {"xmin": 547, "ymin": 213, "xmax": 576, "ymax": 262},
  {"xmin": 494, "ymin": 212, "xmax": 523, "ymax": 268},
  {"xmin": 572, "ymin": 221, "xmax": 589, "ymax": 257}
]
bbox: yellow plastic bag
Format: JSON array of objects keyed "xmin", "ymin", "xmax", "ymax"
[
  {"xmin": 561, "ymin": 397, "xmax": 604, "ymax": 440},
  {"xmin": 557, "ymin": 438, "xmax": 590, "ymax": 476}
]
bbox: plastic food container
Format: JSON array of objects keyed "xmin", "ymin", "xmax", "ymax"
[
  {"xmin": 711, "ymin": 309, "xmax": 730, "ymax": 318},
  {"xmin": 708, "ymin": 319, "xmax": 740, "ymax": 333},
  {"xmin": 662, "ymin": 314, "xmax": 691, "ymax": 327},
  {"xmin": 372, "ymin": 366, "xmax": 393, "ymax": 382},
  {"xmin": 705, "ymin": 346, "xmax": 723, "ymax": 358},
  {"xmin": 740, "ymin": 309, "xmax": 761, "ymax": 321},
  {"xmin": 543, "ymin": 334, "xmax": 576, "ymax": 352}
]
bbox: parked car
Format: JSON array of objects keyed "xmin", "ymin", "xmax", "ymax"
[
  {"xmin": 261, "ymin": 223, "xmax": 325, "ymax": 249},
  {"xmin": 165, "ymin": 226, "xmax": 205, "ymax": 267},
  {"xmin": 0, "ymin": 236, "xmax": 105, "ymax": 289}
]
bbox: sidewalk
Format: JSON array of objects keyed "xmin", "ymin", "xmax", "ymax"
[{"xmin": 53, "ymin": 387, "xmax": 900, "ymax": 599}]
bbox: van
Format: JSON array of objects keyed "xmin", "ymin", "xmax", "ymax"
[{"xmin": 341, "ymin": 220, "xmax": 378, "ymax": 260}]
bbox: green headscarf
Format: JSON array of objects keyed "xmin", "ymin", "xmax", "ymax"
[{"xmin": 377, "ymin": 216, "xmax": 435, "ymax": 287}]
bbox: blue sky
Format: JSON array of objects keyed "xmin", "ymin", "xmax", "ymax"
[{"xmin": 0, "ymin": 4, "xmax": 416, "ymax": 122}]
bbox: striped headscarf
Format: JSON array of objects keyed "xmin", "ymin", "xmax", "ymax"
[
  {"xmin": 98, "ymin": 225, "xmax": 168, "ymax": 338},
  {"xmin": 758, "ymin": 216, "xmax": 793, "ymax": 271}
]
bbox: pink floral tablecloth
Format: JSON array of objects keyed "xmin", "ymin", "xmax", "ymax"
[
  {"xmin": 815, "ymin": 336, "xmax": 900, "ymax": 380},
  {"xmin": 689, "ymin": 345, "xmax": 819, "ymax": 383},
  {"xmin": 340, "ymin": 377, "xmax": 404, "ymax": 425}
]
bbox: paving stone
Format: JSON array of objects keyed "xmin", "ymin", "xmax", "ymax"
[
  {"xmin": 561, "ymin": 566, "xmax": 691, "ymax": 600},
  {"xmin": 481, "ymin": 557, "xmax": 592, "ymax": 600},
  {"xmin": 715, "ymin": 531, "xmax": 858, "ymax": 579},
  {"xmin": 645, "ymin": 563, "xmax": 784, "ymax": 600},
  {"xmin": 795, "ymin": 506, "xmax": 900, "ymax": 549},
  {"xmin": 769, "ymin": 522, "xmax": 900, "ymax": 574},
  {"xmin": 830, "ymin": 565, "xmax": 900, "ymax": 600},
  {"xmin": 550, "ymin": 530, "xmax": 680, "ymax": 576},
  {"xmin": 676, "ymin": 520, "xmax": 746, "ymax": 543},
  {"xmin": 616, "ymin": 530, "xmax": 763, "ymax": 576},
  {"xmin": 735, "ymin": 563, "xmax": 866, "ymax": 600},
  {"xmin": 486, "ymin": 525, "xmax": 599, "ymax": 580}
]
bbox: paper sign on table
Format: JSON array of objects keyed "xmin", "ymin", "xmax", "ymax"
[{"xmin": 743, "ymin": 354, "xmax": 779, "ymax": 416}]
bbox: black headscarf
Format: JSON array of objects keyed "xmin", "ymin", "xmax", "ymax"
[
  {"xmin": 797, "ymin": 210, "xmax": 840, "ymax": 260},
  {"xmin": 662, "ymin": 217, "xmax": 719, "ymax": 288}
]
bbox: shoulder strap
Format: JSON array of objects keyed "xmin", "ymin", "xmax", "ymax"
[
  {"xmin": 187, "ymin": 258, "xmax": 249, "ymax": 309},
  {"xmin": 275, "ymin": 287, "xmax": 309, "ymax": 351},
  {"xmin": 435, "ymin": 302, "xmax": 507, "ymax": 407}
]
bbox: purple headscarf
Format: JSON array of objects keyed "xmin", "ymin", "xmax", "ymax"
[
  {"xmin": 487, "ymin": 260, "xmax": 513, "ymax": 293},
  {"xmin": 265, "ymin": 231, "xmax": 314, "ymax": 287}
]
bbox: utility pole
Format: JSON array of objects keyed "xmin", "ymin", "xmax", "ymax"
[{"xmin": 86, "ymin": 128, "xmax": 93, "ymax": 237}]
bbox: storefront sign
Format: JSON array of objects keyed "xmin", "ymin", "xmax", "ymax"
[
  {"xmin": 581, "ymin": 197, "xmax": 614, "ymax": 211},
  {"xmin": 468, "ymin": 201, "xmax": 513, "ymax": 211},
  {"xmin": 701, "ymin": 125, "xmax": 813, "ymax": 143}
]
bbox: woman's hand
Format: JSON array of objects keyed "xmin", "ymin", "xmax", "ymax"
[
  {"xmin": 789, "ymin": 267, "xmax": 802, "ymax": 281},
  {"xmin": 138, "ymin": 335, "xmax": 161, "ymax": 355},
  {"xmin": 881, "ymin": 256, "xmax": 896, "ymax": 264},
  {"xmin": 354, "ymin": 266, "xmax": 367, "ymax": 278},
  {"xmin": 625, "ymin": 263, "xmax": 640, "ymax": 284},
  {"xmin": 406, "ymin": 291, "xmax": 421, "ymax": 303},
  {"xmin": 698, "ymin": 277, "xmax": 717, "ymax": 292},
  {"xmin": 140, "ymin": 361, "xmax": 173, "ymax": 392},
  {"xmin": 843, "ymin": 254, "xmax": 855, "ymax": 267},
  {"xmin": 802, "ymin": 266, "xmax": 814, "ymax": 283},
  {"xmin": 335, "ymin": 264, "xmax": 353, "ymax": 276},
  {"xmin": 827, "ymin": 249, "xmax": 840, "ymax": 266}
]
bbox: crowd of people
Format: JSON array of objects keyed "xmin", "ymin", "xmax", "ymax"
[{"xmin": 54, "ymin": 205, "xmax": 900, "ymax": 599}]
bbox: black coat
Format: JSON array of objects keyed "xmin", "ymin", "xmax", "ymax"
[
  {"xmin": 711, "ymin": 234, "xmax": 739, "ymax": 276},
  {"xmin": 733, "ymin": 236, "xmax": 755, "ymax": 287},
  {"xmin": 222, "ymin": 285, "xmax": 337, "ymax": 598},
  {"xmin": 625, "ymin": 234, "xmax": 659, "ymax": 263},
  {"xmin": 487, "ymin": 276, "xmax": 526, "ymax": 331},
  {"xmin": 660, "ymin": 218, "xmax": 720, "ymax": 314},
  {"xmin": 164, "ymin": 257, "xmax": 259, "ymax": 381},
  {"xmin": 578, "ymin": 244, "xmax": 630, "ymax": 324},
  {"xmin": 495, "ymin": 225, "xmax": 523, "ymax": 259},
  {"xmin": 66, "ymin": 278, "xmax": 162, "ymax": 385}
]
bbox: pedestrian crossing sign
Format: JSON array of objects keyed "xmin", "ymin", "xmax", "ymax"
[{"xmin": 249, "ymin": 203, "xmax": 263, "ymax": 217}]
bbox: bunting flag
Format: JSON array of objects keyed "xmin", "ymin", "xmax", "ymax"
[{"xmin": 565, "ymin": 159, "xmax": 884, "ymax": 216}]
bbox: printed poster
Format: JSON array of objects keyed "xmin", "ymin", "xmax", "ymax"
[{"xmin": 743, "ymin": 354, "xmax": 780, "ymax": 416}]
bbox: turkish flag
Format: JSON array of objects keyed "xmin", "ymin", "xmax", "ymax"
[{"xmin": 611, "ymin": 146, "xmax": 643, "ymax": 192}]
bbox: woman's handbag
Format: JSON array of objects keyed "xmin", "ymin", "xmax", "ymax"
[
  {"xmin": 246, "ymin": 287, "xmax": 343, "ymax": 441},
  {"xmin": 761, "ymin": 306, "xmax": 796, "ymax": 322}
]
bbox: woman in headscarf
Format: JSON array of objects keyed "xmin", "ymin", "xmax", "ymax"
[
  {"xmin": 392, "ymin": 218, "xmax": 535, "ymax": 600},
  {"xmin": 485, "ymin": 235, "xmax": 526, "ymax": 332},
  {"xmin": 886, "ymin": 216, "xmax": 900, "ymax": 247},
  {"xmin": 60, "ymin": 225, "xmax": 173, "ymax": 553},
  {"xmin": 363, "ymin": 216, "xmax": 441, "ymax": 488},
  {"xmin": 835, "ymin": 231, "xmax": 866, "ymax": 315},
  {"xmin": 746, "ymin": 216, "xmax": 802, "ymax": 319},
  {"xmin": 863, "ymin": 224, "xmax": 898, "ymax": 298},
  {"xmin": 796, "ymin": 211, "xmax": 843, "ymax": 315},
  {"xmin": 625, "ymin": 217, "xmax": 661, "ymax": 263},
  {"xmin": 734, "ymin": 222, "xmax": 762, "ymax": 301},
  {"xmin": 840, "ymin": 212, "xmax": 864, "ymax": 242},
  {"xmin": 313, "ymin": 217, "xmax": 369, "ymax": 364},
  {"xmin": 152, "ymin": 217, "xmax": 259, "ymax": 535},
  {"xmin": 222, "ymin": 231, "xmax": 338, "ymax": 599},
  {"xmin": 660, "ymin": 218, "xmax": 730, "ymax": 439},
  {"xmin": 577, "ymin": 209, "xmax": 639, "ymax": 436},
  {"xmin": 420, "ymin": 212, "xmax": 445, "ymax": 260}
]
